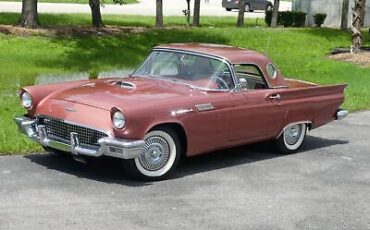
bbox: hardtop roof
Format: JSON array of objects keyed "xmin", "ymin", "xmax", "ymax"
[{"xmin": 154, "ymin": 43, "xmax": 271, "ymax": 65}]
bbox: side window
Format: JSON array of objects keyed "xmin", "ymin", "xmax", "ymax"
[{"xmin": 234, "ymin": 64, "xmax": 268, "ymax": 90}]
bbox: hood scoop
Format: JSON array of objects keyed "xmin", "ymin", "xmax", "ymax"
[{"xmin": 113, "ymin": 81, "xmax": 136, "ymax": 90}]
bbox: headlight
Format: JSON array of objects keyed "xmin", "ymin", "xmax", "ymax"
[
  {"xmin": 21, "ymin": 92, "xmax": 33, "ymax": 109},
  {"xmin": 112, "ymin": 111, "xmax": 125, "ymax": 129}
]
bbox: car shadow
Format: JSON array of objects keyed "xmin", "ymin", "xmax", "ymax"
[
  {"xmin": 175, "ymin": 135, "xmax": 349, "ymax": 178},
  {"xmin": 24, "ymin": 154, "xmax": 151, "ymax": 187},
  {"xmin": 24, "ymin": 135, "xmax": 349, "ymax": 184}
]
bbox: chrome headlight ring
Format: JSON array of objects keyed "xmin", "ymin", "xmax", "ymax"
[
  {"xmin": 21, "ymin": 91, "xmax": 33, "ymax": 109},
  {"xmin": 112, "ymin": 110, "xmax": 126, "ymax": 129}
]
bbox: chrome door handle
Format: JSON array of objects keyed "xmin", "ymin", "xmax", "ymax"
[{"xmin": 269, "ymin": 94, "xmax": 281, "ymax": 100}]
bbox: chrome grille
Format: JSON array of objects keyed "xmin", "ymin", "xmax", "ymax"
[{"xmin": 39, "ymin": 116, "xmax": 108, "ymax": 148}]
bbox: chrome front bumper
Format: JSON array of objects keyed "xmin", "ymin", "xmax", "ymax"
[{"xmin": 14, "ymin": 116, "xmax": 145, "ymax": 160}]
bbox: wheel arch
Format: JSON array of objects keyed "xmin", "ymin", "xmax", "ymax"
[
  {"xmin": 148, "ymin": 122, "xmax": 188, "ymax": 158},
  {"xmin": 276, "ymin": 121, "xmax": 312, "ymax": 139}
]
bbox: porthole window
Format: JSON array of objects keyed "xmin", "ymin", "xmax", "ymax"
[{"xmin": 266, "ymin": 64, "xmax": 277, "ymax": 79}]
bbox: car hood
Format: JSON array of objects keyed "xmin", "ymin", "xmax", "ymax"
[{"xmin": 50, "ymin": 77, "xmax": 196, "ymax": 111}]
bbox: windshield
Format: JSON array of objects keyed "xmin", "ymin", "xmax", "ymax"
[{"xmin": 132, "ymin": 50, "xmax": 235, "ymax": 90}]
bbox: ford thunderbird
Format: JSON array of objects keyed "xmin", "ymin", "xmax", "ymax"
[{"xmin": 15, "ymin": 43, "xmax": 348, "ymax": 180}]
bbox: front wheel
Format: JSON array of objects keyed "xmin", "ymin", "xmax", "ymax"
[
  {"xmin": 122, "ymin": 127, "xmax": 182, "ymax": 181},
  {"xmin": 275, "ymin": 123, "xmax": 307, "ymax": 154}
]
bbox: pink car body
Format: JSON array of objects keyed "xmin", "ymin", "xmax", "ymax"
[{"xmin": 15, "ymin": 43, "xmax": 347, "ymax": 179}]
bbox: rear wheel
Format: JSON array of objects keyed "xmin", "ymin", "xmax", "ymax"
[
  {"xmin": 122, "ymin": 127, "xmax": 182, "ymax": 181},
  {"xmin": 275, "ymin": 123, "xmax": 307, "ymax": 154},
  {"xmin": 266, "ymin": 3, "xmax": 273, "ymax": 12},
  {"xmin": 244, "ymin": 3, "xmax": 250, "ymax": 12}
]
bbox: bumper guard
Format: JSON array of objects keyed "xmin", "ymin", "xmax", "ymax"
[{"xmin": 14, "ymin": 116, "xmax": 145, "ymax": 160}]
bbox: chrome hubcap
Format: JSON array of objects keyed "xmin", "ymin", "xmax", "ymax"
[
  {"xmin": 139, "ymin": 136, "xmax": 170, "ymax": 171},
  {"xmin": 284, "ymin": 124, "xmax": 302, "ymax": 145}
]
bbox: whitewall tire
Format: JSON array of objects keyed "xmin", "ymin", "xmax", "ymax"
[
  {"xmin": 122, "ymin": 127, "xmax": 181, "ymax": 181},
  {"xmin": 244, "ymin": 4, "xmax": 250, "ymax": 12},
  {"xmin": 275, "ymin": 123, "xmax": 307, "ymax": 154}
]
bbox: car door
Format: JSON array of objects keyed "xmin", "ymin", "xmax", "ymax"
[
  {"xmin": 225, "ymin": 64, "xmax": 285, "ymax": 143},
  {"xmin": 247, "ymin": 0, "xmax": 257, "ymax": 10}
]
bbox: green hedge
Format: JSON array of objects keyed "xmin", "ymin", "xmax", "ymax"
[
  {"xmin": 314, "ymin": 13, "xmax": 327, "ymax": 27},
  {"xmin": 265, "ymin": 11, "xmax": 307, "ymax": 27}
]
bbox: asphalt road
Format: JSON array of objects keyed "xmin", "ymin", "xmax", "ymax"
[
  {"xmin": 1, "ymin": 111, "xmax": 370, "ymax": 230},
  {"xmin": 0, "ymin": 0, "xmax": 291, "ymax": 16}
]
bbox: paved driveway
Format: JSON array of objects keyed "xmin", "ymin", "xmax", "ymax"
[
  {"xmin": 0, "ymin": 111, "xmax": 369, "ymax": 230},
  {"xmin": 0, "ymin": 0, "xmax": 291, "ymax": 16}
]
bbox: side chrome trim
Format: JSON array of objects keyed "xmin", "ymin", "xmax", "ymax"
[
  {"xmin": 171, "ymin": 108, "xmax": 194, "ymax": 116},
  {"xmin": 195, "ymin": 103, "xmax": 215, "ymax": 112},
  {"xmin": 336, "ymin": 109, "xmax": 348, "ymax": 120},
  {"xmin": 14, "ymin": 116, "xmax": 144, "ymax": 160},
  {"xmin": 276, "ymin": 121, "xmax": 312, "ymax": 139}
]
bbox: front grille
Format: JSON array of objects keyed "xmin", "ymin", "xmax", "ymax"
[{"xmin": 39, "ymin": 116, "xmax": 108, "ymax": 148}]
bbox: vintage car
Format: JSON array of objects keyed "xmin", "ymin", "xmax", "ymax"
[{"xmin": 15, "ymin": 43, "xmax": 348, "ymax": 180}]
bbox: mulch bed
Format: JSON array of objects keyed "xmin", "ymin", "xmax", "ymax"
[
  {"xmin": 0, "ymin": 25, "xmax": 149, "ymax": 36},
  {"xmin": 330, "ymin": 47, "xmax": 370, "ymax": 66}
]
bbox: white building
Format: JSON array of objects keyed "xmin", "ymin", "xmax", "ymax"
[{"xmin": 292, "ymin": 0, "xmax": 370, "ymax": 28}]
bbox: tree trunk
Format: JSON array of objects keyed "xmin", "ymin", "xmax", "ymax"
[
  {"xmin": 193, "ymin": 0, "xmax": 201, "ymax": 27},
  {"xmin": 20, "ymin": 0, "xmax": 38, "ymax": 28},
  {"xmin": 341, "ymin": 0, "xmax": 350, "ymax": 30},
  {"xmin": 156, "ymin": 0, "xmax": 163, "ymax": 28},
  {"xmin": 89, "ymin": 0, "xmax": 103, "ymax": 27},
  {"xmin": 236, "ymin": 0, "xmax": 245, "ymax": 27},
  {"xmin": 271, "ymin": 0, "xmax": 280, "ymax": 28},
  {"xmin": 351, "ymin": 0, "xmax": 366, "ymax": 53},
  {"xmin": 186, "ymin": 0, "xmax": 191, "ymax": 26}
]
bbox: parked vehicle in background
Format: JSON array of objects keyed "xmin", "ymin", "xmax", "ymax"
[{"xmin": 222, "ymin": 0, "xmax": 273, "ymax": 12}]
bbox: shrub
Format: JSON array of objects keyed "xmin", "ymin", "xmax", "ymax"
[
  {"xmin": 293, "ymin": 12, "xmax": 307, "ymax": 27},
  {"xmin": 314, "ymin": 13, "xmax": 327, "ymax": 27},
  {"xmin": 280, "ymin": 11, "xmax": 294, "ymax": 27},
  {"xmin": 265, "ymin": 10, "xmax": 273, "ymax": 27},
  {"xmin": 265, "ymin": 11, "xmax": 307, "ymax": 27}
]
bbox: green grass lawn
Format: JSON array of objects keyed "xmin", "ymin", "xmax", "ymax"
[
  {"xmin": 0, "ymin": 13, "xmax": 369, "ymax": 154},
  {"xmin": 0, "ymin": 0, "xmax": 137, "ymax": 4}
]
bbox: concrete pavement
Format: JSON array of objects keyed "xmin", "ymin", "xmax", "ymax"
[
  {"xmin": 0, "ymin": 0, "xmax": 291, "ymax": 16},
  {"xmin": 0, "ymin": 111, "xmax": 369, "ymax": 229}
]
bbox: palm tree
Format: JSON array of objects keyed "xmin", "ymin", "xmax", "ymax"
[{"xmin": 351, "ymin": 0, "xmax": 367, "ymax": 53}]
